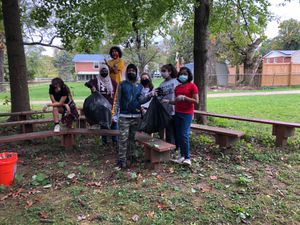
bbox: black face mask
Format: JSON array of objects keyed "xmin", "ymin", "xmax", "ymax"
[
  {"xmin": 127, "ymin": 72, "xmax": 137, "ymax": 81},
  {"xmin": 141, "ymin": 79, "xmax": 150, "ymax": 86},
  {"xmin": 100, "ymin": 72, "xmax": 108, "ymax": 78}
]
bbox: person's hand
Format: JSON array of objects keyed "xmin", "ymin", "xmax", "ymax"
[
  {"xmin": 42, "ymin": 104, "xmax": 48, "ymax": 112},
  {"xmin": 151, "ymin": 89, "xmax": 158, "ymax": 97},
  {"xmin": 112, "ymin": 115, "xmax": 118, "ymax": 123},
  {"xmin": 175, "ymin": 95, "xmax": 185, "ymax": 102},
  {"xmin": 161, "ymin": 99, "xmax": 170, "ymax": 104}
]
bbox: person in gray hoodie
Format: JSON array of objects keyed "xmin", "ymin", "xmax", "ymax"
[{"xmin": 157, "ymin": 64, "xmax": 180, "ymax": 145}]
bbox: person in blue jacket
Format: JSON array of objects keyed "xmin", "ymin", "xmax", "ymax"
[{"xmin": 113, "ymin": 64, "xmax": 153, "ymax": 169}]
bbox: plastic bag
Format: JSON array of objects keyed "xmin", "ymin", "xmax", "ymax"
[
  {"xmin": 83, "ymin": 91, "xmax": 112, "ymax": 127},
  {"xmin": 138, "ymin": 96, "xmax": 172, "ymax": 134}
]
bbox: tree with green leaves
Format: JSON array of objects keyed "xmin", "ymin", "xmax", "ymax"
[
  {"xmin": 272, "ymin": 19, "xmax": 300, "ymax": 50},
  {"xmin": 52, "ymin": 50, "xmax": 74, "ymax": 81}
]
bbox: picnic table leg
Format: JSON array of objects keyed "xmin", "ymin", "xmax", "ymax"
[
  {"xmin": 272, "ymin": 125, "xmax": 295, "ymax": 147},
  {"xmin": 18, "ymin": 115, "xmax": 33, "ymax": 133},
  {"xmin": 62, "ymin": 133, "xmax": 75, "ymax": 148}
]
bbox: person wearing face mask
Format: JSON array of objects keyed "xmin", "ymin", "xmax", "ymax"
[
  {"xmin": 113, "ymin": 64, "xmax": 150, "ymax": 169},
  {"xmin": 85, "ymin": 64, "xmax": 118, "ymax": 145},
  {"xmin": 105, "ymin": 46, "xmax": 125, "ymax": 84},
  {"xmin": 140, "ymin": 72, "xmax": 155, "ymax": 114},
  {"xmin": 157, "ymin": 64, "xmax": 180, "ymax": 146},
  {"xmin": 163, "ymin": 67, "xmax": 198, "ymax": 166}
]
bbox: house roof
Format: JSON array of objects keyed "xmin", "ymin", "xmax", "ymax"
[
  {"xmin": 72, "ymin": 54, "xmax": 110, "ymax": 62},
  {"xmin": 263, "ymin": 50, "xmax": 297, "ymax": 58}
]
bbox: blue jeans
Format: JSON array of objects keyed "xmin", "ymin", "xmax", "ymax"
[
  {"xmin": 174, "ymin": 112, "xmax": 193, "ymax": 159},
  {"xmin": 101, "ymin": 122, "xmax": 118, "ymax": 144}
]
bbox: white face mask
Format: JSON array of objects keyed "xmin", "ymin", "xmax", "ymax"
[{"xmin": 161, "ymin": 71, "xmax": 169, "ymax": 79}]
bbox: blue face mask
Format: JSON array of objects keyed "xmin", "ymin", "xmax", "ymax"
[{"xmin": 178, "ymin": 74, "xmax": 188, "ymax": 83}]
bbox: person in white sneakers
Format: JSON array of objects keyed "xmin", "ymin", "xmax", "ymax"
[
  {"xmin": 163, "ymin": 67, "xmax": 198, "ymax": 166},
  {"xmin": 43, "ymin": 78, "xmax": 79, "ymax": 132}
]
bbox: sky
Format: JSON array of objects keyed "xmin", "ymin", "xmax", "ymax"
[
  {"xmin": 266, "ymin": 0, "xmax": 300, "ymax": 38},
  {"xmin": 43, "ymin": 0, "xmax": 300, "ymax": 56}
]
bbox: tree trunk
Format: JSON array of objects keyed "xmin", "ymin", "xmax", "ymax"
[
  {"xmin": 0, "ymin": 46, "xmax": 4, "ymax": 92},
  {"xmin": 194, "ymin": 0, "xmax": 211, "ymax": 124},
  {"xmin": 2, "ymin": 0, "xmax": 30, "ymax": 113}
]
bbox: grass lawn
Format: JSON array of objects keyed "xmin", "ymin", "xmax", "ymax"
[
  {"xmin": 1, "ymin": 80, "xmax": 300, "ymax": 102},
  {"xmin": 0, "ymin": 89, "xmax": 300, "ymax": 224}
]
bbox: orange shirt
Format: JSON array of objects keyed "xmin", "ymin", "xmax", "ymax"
[{"xmin": 107, "ymin": 58, "xmax": 125, "ymax": 84}]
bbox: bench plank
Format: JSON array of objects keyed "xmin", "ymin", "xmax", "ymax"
[
  {"xmin": 135, "ymin": 132, "xmax": 176, "ymax": 152},
  {"xmin": 194, "ymin": 110, "xmax": 300, "ymax": 128},
  {"xmin": 0, "ymin": 118, "xmax": 53, "ymax": 127},
  {"xmin": 191, "ymin": 124, "xmax": 245, "ymax": 148},
  {"xmin": 194, "ymin": 110, "xmax": 299, "ymax": 147},
  {"xmin": 135, "ymin": 132, "xmax": 176, "ymax": 164},
  {"xmin": 0, "ymin": 129, "xmax": 120, "ymax": 145},
  {"xmin": 0, "ymin": 110, "xmax": 52, "ymax": 117},
  {"xmin": 191, "ymin": 124, "xmax": 244, "ymax": 137}
]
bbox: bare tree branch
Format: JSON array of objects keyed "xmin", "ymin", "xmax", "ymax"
[
  {"xmin": 23, "ymin": 36, "xmax": 64, "ymax": 50},
  {"xmin": 236, "ymin": 0, "xmax": 254, "ymax": 43}
]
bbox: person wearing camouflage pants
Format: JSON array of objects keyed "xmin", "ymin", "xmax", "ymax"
[
  {"xmin": 118, "ymin": 117, "xmax": 139, "ymax": 163},
  {"xmin": 113, "ymin": 64, "xmax": 154, "ymax": 169}
]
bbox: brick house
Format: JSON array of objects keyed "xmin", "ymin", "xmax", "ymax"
[
  {"xmin": 72, "ymin": 54, "xmax": 110, "ymax": 81},
  {"xmin": 262, "ymin": 50, "xmax": 300, "ymax": 86},
  {"xmin": 263, "ymin": 50, "xmax": 296, "ymax": 64}
]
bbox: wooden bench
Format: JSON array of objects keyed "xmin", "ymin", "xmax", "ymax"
[
  {"xmin": 190, "ymin": 124, "xmax": 245, "ymax": 148},
  {"xmin": 135, "ymin": 132, "xmax": 176, "ymax": 164},
  {"xmin": 0, "ymin": 118, "xmax": 53, "ymax": 133},
  {"xmin": 0, "ymin": 128, "xmax": 120, "ymax": 148},
  {"xmin": 0, "ymin": 110, "xmax": 53, "ymax": 133},
  {"xmin": 195, "ymin": 110, "xmax": 300, "ymax": 147}
]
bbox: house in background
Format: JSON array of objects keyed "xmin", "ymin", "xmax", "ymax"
[
  {"xmin": 73, "ymin": 54, "xmax": 110, "ymax": 81},
  {"xmin": 262, "ymin": 50, "xmax": 300, "ymax": 86}
]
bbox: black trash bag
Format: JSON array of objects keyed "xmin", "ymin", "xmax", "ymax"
[
  {"xmin": 83, "ymin": 91, "xmax": 112, "ymax": 127},
  {"xmin": 138, "ymin": 96, "xmax": 172, "ymax": 134}
]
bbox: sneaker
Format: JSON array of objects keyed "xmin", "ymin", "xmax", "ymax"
[
  {"xmin": 54, "ymin": 124, "xmax": 60, "ymax": 132},
  {"xmin": 182, "ymin": 159, "xmax": 192, "ymax": 166},
  {"xmin": 115, "ymin": 160, "xmax": 126, "ymax": 170},
  {"xmin": 171, "ymin": 156, "xmax": 185, "ymax": 164}
]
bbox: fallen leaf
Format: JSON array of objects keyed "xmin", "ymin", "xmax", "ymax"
[
  {"xmin": 24, "ymin": 199, "xmax": 34, "ymax": 209},
  {"xmin": 87, "ymin": 181, "xmax": 102, "ymax": 187},
  {"xmin": 43, "ymin": 184, "xmax": 52, "ymax": 189},
  {"xmin": 77, "ymin": 214, "xmax": 87, "ymax": 221},
  {"xmin": 168, "ymin": 167, "xmax": 174, "ymax": 174},
  {"xmin": 39, "ymin": 211, "xmax": 49, "ymax": 219},
  {"xmin": 67, "ymin": 173, "xmax": 76, "ymax": 179},
  {"xmin": 210, "ymin": 175, "xmax": 218, "ymax": 180},
  {"xmin": 156, "ymin": 175, "xmax": 163, "ymax": 181},
  {"xmin": 157, "ymin": 203, "xmax": 168, "ymax": 210},
  {"xmin": 146, "ymin": 210, "xmax": 155, "ymax": 218},
  {"xmin": 131, "ymin": 214, "xmax": 140, "ymax": 222},
  {"xmin": 197, "ymin": 183, "xmax": 212, "ymax": 193}
]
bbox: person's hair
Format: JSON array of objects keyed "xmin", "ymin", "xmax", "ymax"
[
  {"xmin": 178, "ymin": 66, "xmax": 193, "ymax": 82},
  {"xmin": 161, "ymin": 64, "xmax": 177, "ymax": 78},
  {"xmin": 141, "ymin": 72, "xmax": 154, "ymax": 90},
  {"xmin": 126, "ymin": 63, "xmax": 138, "ymax": 75},
  {"xmin": 109, "ymin": 46, "xmax": 122, "ymax": 58},
  {"xmin": 51, "ymin": 77, "xmax": 71, "ymax": 96}
]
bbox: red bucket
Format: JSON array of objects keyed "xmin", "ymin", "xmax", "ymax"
[{"xmin": 0, "ymin": 152, "xmax": 18, "ymax": 186}]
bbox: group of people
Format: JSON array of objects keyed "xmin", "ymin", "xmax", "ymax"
[{"xmin": 44, "ymin": 46, "xmax": 198, "ymax": 169}]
